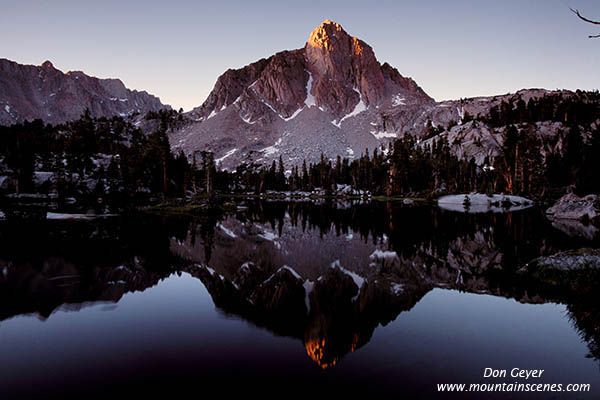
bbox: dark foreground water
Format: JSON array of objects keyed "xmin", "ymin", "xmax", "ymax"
[{"xmin": 0, "ymin": 201, "xmax": 599, "ymax": 399}]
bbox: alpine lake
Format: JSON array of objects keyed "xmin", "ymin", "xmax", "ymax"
[{"xmin": 1, "ymin": 199, "xmax": 599, "ymax": 399}]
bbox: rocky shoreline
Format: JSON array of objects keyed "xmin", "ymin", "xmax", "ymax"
[{"xmin": 546, "ymin": 193, "xmax": 600, "ymax": 223}]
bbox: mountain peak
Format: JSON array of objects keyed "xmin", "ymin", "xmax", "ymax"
[
  {"xmin": 304, "ymin": 19, "xmax": 386, "ymax": 113},
  {"xmin": 176, "ymin": 20, "xmax": 433, "ymax": 169},
  {"xmin": 307, "ymin": 19, "xmax": 350, "ymax": 51},
  {"xmin": 319, "ymin": 19, "xmax": 343, "ymax": 30},
  {"xmin": 41, "ymin": 60, "xmax": 54, "ymax": 69}
]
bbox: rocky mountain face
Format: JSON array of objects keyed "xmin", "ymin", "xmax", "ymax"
[
  {"xmin": 0, "ymin": 58, "xmax": 168, "ymax": 126},
  {"xmin": 170, "ymin": 20, "xmax": 594, "ymax": 170},
  {"xmin": 171, "ymin": 20, "xmax": 433, "ymax": 169}
]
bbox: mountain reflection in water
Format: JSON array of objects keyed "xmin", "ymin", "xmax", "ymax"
[{"xmin": 0, "ymin": 200, "xmax": 599, "ymax": 397}]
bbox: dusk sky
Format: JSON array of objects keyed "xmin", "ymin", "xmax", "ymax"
[{"xmin": 2, "ymin": 0, "xmax": 599, "ymax": 111}]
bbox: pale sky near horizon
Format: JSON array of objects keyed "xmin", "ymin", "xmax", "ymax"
[{"xmin": 2, "ymin": 0, "xmax": 599, "ymax": 111}]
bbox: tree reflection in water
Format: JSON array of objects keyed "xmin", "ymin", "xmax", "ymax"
[{"xmin": 0, "ymin": 200, "xmax": 599, "ymax": 368}]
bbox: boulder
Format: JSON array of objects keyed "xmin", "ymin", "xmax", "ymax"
[
  {"xmin": 546, "ymin": 193, "xmax": 600, "ymax": 222},
  {"xmin": 522, "ymin": 249, "xmax": 600, "ymax": 272}
]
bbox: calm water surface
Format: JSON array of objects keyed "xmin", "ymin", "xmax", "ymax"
[{"xmin": 0, "ymin": 201, "xmax": 598, "ymax": 399}]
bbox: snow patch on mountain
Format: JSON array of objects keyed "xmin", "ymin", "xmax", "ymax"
[
  {"xmin": 392, "ymin": 95, "xmax": 406, "ymax": 106},
  {"xmin": 437, "ymin": 193, "xmax": 534, "ymax": 213},
  {"xmin": 241, "ymin": 114, "xmax": 256, "ymax": 124},
  {"xmin": 334, "ymin": 89, "xmax": 366, "ymax": 127},
  {"xmin": 207, "ymin": 109, "xmax": 218, "ymax": 120},
  {"xmin": 283, "ymin": 107, "xmax": 304, "ymax": 121},
  {"xmin": 261, "ymin": 138, "xmax": 283, "ymax": 156},
  {"xmin": 305, "ymin": 71, "xmax": 316, "ymax": 108},
  {"xmin": 371, "ymin": 130, "xmax": 397, "ymax": 139},
  {"xmin": 216, "ymin": 148, "xmax": 238, "ymax": 165}
]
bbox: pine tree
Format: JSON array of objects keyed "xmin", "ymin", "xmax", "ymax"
[{"xmin": 277, "ymin": 155, "xmax": 285, "ymax": 191}]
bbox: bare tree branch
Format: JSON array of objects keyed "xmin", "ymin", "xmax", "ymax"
[
  {"xmin": 570, "ymin": 8, "xmax": 600, "ymax": 25},
  {"xmin": 570, "ymin": 7, "xmax": 600, "ymax": 38}
]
